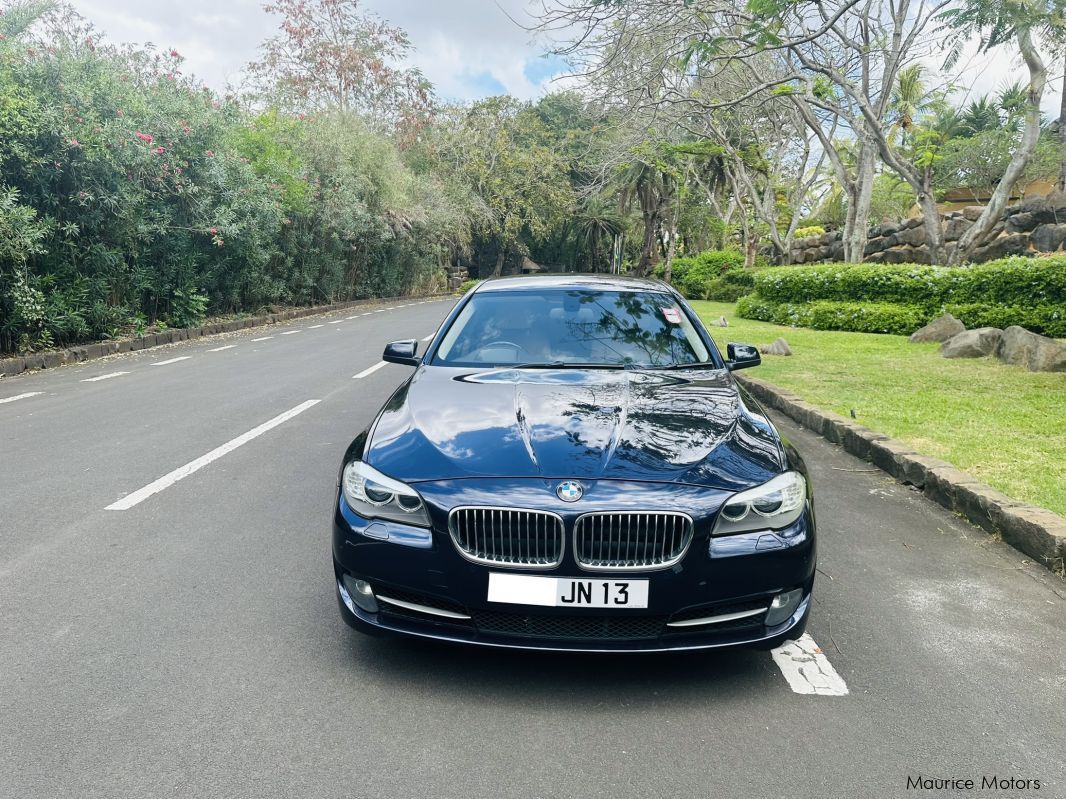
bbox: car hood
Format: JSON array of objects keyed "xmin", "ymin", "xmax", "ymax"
[{"xmin": 365, "ymin": 366, "xmax": 783, "ymax": 490}]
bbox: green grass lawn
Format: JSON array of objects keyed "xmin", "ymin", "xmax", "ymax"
[{"xmin": 691, "ymin": 300, "xmax": 1066, "ymax": 516}]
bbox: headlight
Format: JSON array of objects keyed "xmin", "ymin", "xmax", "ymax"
[
  {"xmin": 712, "ymin": 472, "xmax": 807, "ymax": 535},
  {"xmin": 342, "ymin": 461, "xmax": 431, "ymax": 528}
]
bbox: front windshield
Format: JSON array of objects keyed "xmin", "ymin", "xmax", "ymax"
[{"xmin": 433, "ymin": 288, "xmax": 715, "ymax": 368}]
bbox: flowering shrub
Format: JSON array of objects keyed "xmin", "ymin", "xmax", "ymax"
[{"xmin": 0, "ymin": 19, "xmax": 468, "ymax": 353}]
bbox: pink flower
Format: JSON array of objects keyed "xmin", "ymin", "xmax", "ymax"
[
  {"xmin": 182, "ymin": 125, "xmax": 191, "ymax": 134},
  {"xmin": 169, "ymin": 48, "xmax": 180, "ymax": 58},
  {"xmin": 209, "ymin": 227, "xmax": 217, "ymax": 234},
  {"xmin": 205, "ymin": 150, "xmax": 214, "ymax": 157},
  {"xmin": 135, "ymin": 132, "xmax": 153, "ymax": 144},
  {"xmin": 155, "ymin": 146, "xmax": 165, "ymax": 154},
  {"xmin": 68, "ymin": 138, "xmax": 80, "ymax": 147}
]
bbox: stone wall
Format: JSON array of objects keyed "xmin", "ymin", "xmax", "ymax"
[{"xmin": 783, "ymin": 195, "xmax": 1066, "ymax": 265}]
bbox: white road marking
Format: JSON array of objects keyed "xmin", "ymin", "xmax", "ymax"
[
  {"xmin": 150, "ymin": 356, "xmax": 191, "ymax": 367},
  {"xmin": 207, "ymin": 345, "xmax": 236, "ymax": 352},
  {"xmin": 281, "ymin": 330, "xmax": 301, "ymax": 335},
  {"xmin": 251, "ymin": 336, "xmax": 273, "ymax": 342},
  {"xmin": 360, "ymin": 312, "xmax": 371, "ymax": 316},
  {"xmin": 421, "ymin": 333, "xmax": 434, "ymax": 341},
  {"xmin": 346, "ymin": 315, "xmax": 359, "ymax": 320},
  {"xmin": 308, "ymin": 324, "xmax": 324, "ymax": 329},
  {"xmin": 329, "ymin": 319, "xmax": 344, "ymax": 325},
  {"xmin": 353, "ymin": 361, "xmax": 388, "ymax": 379},
  {"xmin": 0, "ymin": 391, "xmax": 43, "ymax": 404},
  {"xmin": 374, "ymin": 309, "xmax": 385, "ymax": 313},
  {"xmin": 81, "ymin": 371, "xmax": 130, "ymax": 382},
  {"xmin": 105, "ymin": 399, "xmax": 321, "ymax": 511},
  {"xmin": 385, "ymin": 306, "xmax": 396, "ymax": 310},
  {"xmin": 771, "ymin": 633, "xmax": 849, "ymax": 696}
]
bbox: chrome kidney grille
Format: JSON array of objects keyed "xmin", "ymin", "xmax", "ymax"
[
  {"xmin": 449, "ymin": 507, "xmax": 565, "ymax": 569},
  {"xmin": 574, "ymin": 512, "xmax": 693, "ymax": 571}
]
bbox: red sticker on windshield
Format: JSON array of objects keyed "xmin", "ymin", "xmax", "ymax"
[{"xmin": 662, "ymin": 307, "xmax": 682, "ymax": 324}]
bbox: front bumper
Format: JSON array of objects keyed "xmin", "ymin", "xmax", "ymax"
[{"xmin": 331, "ymin": 482, "xmax": 816, "ymax": 653}]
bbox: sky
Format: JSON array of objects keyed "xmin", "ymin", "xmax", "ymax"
[
  {"xmin": 69, "ymin": 0, "xmax": 569, "ymax": 102},
  {"xmin": 68, "ymin": 0, "xmax": 1060, "ymax": 114}
]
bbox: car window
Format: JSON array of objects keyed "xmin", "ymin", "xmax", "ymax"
[{"xmin": 433, "ymin": 289, "xmax": 714, "ymax": 368}]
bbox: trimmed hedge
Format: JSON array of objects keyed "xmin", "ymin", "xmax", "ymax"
[
  {"xmin": 736, "ymin": 296, "xmax": 928, "ymax": 335},
  {"xmin": 737, "ymin": 256, "xmax": 1066, "ymax": 337},
  {"xmin": 736, "ymin": 296, "xmax": 1066, "ymax": 338},
  {"xmin": 753, "ymin": 257, "xmax": 1066, "ymax": 307}
]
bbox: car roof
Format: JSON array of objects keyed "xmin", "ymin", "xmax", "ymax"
[{"xmin": 472, "ymin": 273, "xmax": 674, "ymax": 293}]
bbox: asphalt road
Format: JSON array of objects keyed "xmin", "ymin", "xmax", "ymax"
[{"xmin": 2, "ymin": 298, "xmax": 1063, "ymax": 799}]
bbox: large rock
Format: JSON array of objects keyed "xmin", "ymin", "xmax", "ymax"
[
  {"xmin": 940, "ymin": 327, "xmax": 1003, "ymax": 358},
  {"xmin": 760, "ymin": 337, "xmax": 792, "ymax": 356},
  {"xmin": 1029, "ymin": 222, "xmax": 1066, "ymax": 252},
  {"xmin": 909, "ymin": 313, "xmax": 965, "ymax": 343},
  {"xmin": 996, "ymin": 326, "xmax": 1066, "ymax": 372},
  {"xmin": 943, "ymin": 216, "xmax": 974, "ymax": 241},
  {"xmin": 897, "ymin": 225, "xmax": 927, "ymax": 246},
  {"xmin": 961, "ymin": 206, "xmax": 984, "ymax": 222},
  {"xmin": 969, "ymin": 232, "xmax": 1031, "ymax": 261}
]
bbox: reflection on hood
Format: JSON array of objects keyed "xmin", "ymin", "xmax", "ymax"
[{"xmin": 366, "ymin": 367, "xmax": 783, "ymax": 491}]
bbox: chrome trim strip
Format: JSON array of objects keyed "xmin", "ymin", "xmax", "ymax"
[
  {"xmin": 349, "ymin": 596, "xmax": 812, "ymax": 654},
  {"xmin": 377, "ymin": 595, "xmax": 472, "ymax": 620},
  {"xmin": 666, "ymin": 606, "xmax": 768, "ymax": 628},
  {"xmin": 573, "ymin": 510, "xmax": 694, "ymax": 572},
  {"xmin": 448, "ymin": 506, "xmax": 565, "ymax": 570}
]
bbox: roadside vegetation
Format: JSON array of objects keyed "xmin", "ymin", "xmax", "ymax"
[{"xmin": 693, "ymin": 301, "xmax": 1066, "ymax": 516}]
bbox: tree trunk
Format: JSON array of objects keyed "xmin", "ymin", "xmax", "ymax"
[
  {"xmin": 1057, "ymin": 52, "xmax": 1066, "ymax": 192},
  {"xmin": 492, "ymin": 244, "xmax": 507, "ymax": 277},
  {"xmin": 663, "ymin": 200, "xmax": 679, "ymax": 285},
  {"xmin": 952, "ymin": 25, "xmax": 1047, "ymax": 263},
  {"xmin": 916, "ymin": 188, "xmax": 944, "ymax": 264},
  {"xmin": 843, "ymin": 141, "xmax": 875, "ymax": 263}
]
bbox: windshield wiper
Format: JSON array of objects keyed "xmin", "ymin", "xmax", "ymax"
[
  {"xmin": 508, "ymin": 361, "xmax": 626, "ymax": 370},
  {"xmin": 643, "ymin": 362, "xmax": 716, "ymax": 371}
]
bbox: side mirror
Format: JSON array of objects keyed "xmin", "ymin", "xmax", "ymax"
[
  {"xmin": 725, "ymin": 342, "xmax": 761, "ymax": 371},
  {"xmin": 383, "ymin": 339, "xmax": 420, "ymax": 366}
]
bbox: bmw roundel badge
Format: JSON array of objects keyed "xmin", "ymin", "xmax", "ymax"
[{"xmin": 556, "ymin": 480, "xmax": 584, "ymax": 502}]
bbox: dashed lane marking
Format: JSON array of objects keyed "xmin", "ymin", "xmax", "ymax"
[
  {"xmin": 105, "ymin": 399, "xmax": 321, "ymax": 511},
  {"xmin": 353, "ymin": 361, "xmax": 388, "ymax": 379},
  {"xmin": 81, "ymin": 372, "xmax": 130, "ymax": 382},
  {"xmin": 251, "ymin": 336, "xmax": 273, "ymax": 342},
  {"xmin": 308, "ymin": 324, "xmax": 324, "ymax": 329},
  {"xmin": 207, "ymin": 345, "xmax": 236, "ymax": 352},
  {"xmin": 771, "ymin": 633, "xmax": 849, "ymax": 696},
  {"xmin": 329, "ymin": 320, "xmax": 344, "ymax": 325},
  {"xmin": 150, "ymin": 357, "xmax": 192, "ymax": 367},
  {"xmin": 281, "ymin": 330, "xmax": 301, "ymax": 335},
  {"xmin": 0, "ymin": 392, "xmax": 43, "ymax": 404}
]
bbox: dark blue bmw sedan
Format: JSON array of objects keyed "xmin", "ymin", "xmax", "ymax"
[{"xmin": 333, "ymin": 275, "xmax": 816, "ymax": 652}]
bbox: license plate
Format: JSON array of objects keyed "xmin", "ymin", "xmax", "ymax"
[{"xmin": 488, "ymin": 572, "xmax": 649, "ymax": 609}]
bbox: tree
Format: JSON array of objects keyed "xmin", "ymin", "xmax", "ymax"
[
  {"xmin": 246, "ymin": 0, "xmax": 433, "ymax": 133},
  {"xmin": 431, "ymin": 97, "xmax": 572, "ymax": 277},
  {"xmin": 938, "ymin": 0, "xmax": 1061, "ymax": 260}
]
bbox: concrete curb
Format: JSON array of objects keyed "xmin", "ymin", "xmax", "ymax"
[
  {"xmin": 738, "ymin": 374, "xmax": 1066, "ymax": 574},
  {"xmin": 0, "ymin": 293, "xmax": 451, "ymax": 378}
]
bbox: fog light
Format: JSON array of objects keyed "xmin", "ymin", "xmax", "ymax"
[
  {"xmin": 765, "ymin": 588, "xmax": 803, "ymax": 626},
  {"xmin": 340, "ymin": 575, "xmax": 379, "ymax": 614}
]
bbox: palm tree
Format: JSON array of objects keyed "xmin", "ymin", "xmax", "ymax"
[
  {"xmin": 889, "ymin": 65, "xmax": 931, "ymax": 145},
  {"xmin": 997, "ymin": 81, "xmax": 1029, "ymax": 131},
  {"xmin": 961, "ymin": 95, "xmax": 1002, "ymax": 135}
]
